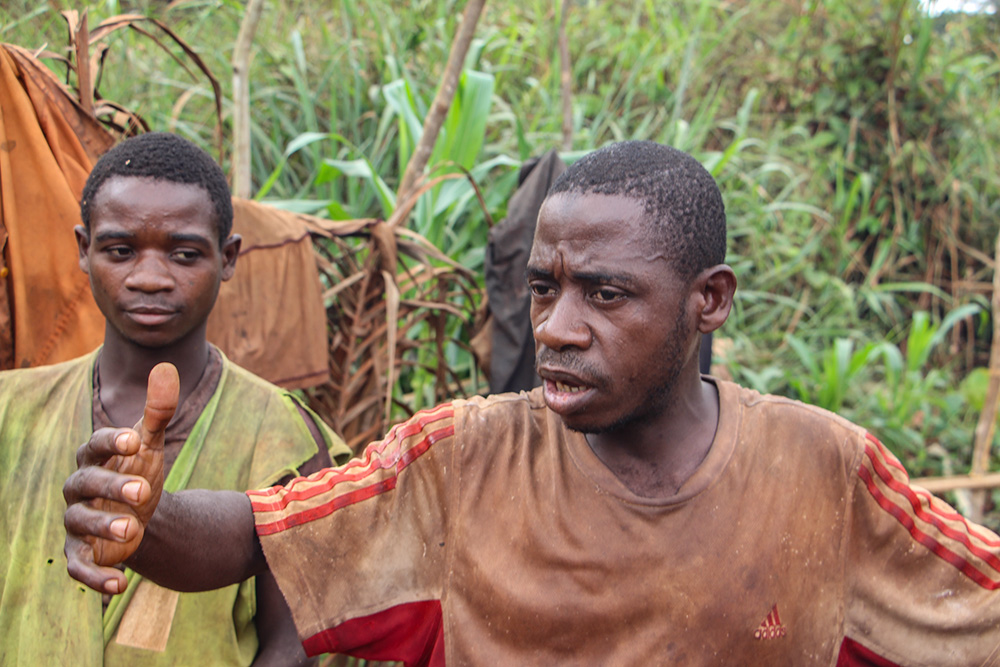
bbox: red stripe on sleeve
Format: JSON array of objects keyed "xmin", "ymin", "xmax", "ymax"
[
  {"xmin": 252, "ymin": 424, "xmax": 454, "ymax": 535},
  {"xmin": 865, "ymin": 434, "xmax": 1000, "ymax": 546},
  {"xmin": 302, "ymin": 600, "xmax": 445, "ymax": 667},
  {"xmin": 863, "ymin": 437, "xmax": 1000, "ymax": 558},
  {"xmin": 255, "ymin": 476, "xmax": 397, "ymax": 536},
  {"xmin": 249, "ymin": 407, "xmax": 454, "ymax": 512},
  {"xmin": 858, "ymin": 453, "xmax": 1000, "ymax": 589}
]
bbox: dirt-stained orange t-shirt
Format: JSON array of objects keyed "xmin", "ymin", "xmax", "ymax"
[{"xmin": 251, "ymin": 379, "xmax": 1000, "ymax": 666}]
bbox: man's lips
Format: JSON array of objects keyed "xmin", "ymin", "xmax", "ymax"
[
  {"xmin": 537, "ymin": 366, "xmax": 590, "ymax": 386},
  {"xmin": 538, "ymin": 367, "xmax": 598, "ymax": 412},
  {"xmin": 125, "ymin": 306, "xmax": 177, "ymax": 326}
]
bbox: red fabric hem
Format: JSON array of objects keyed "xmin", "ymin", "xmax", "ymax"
[
  {"xmin": 837, "ymin": 637, "xmax": 901, "ymax": 667},
  {"xmin": 303, "ymin": 600, "xmax": 445, "ymax": 667}
]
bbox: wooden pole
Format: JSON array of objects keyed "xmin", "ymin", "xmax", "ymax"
[
  {"xmin": 968, "ymin": 226, "xmax": 1000, "ymax": 520},
  {"xmin": 912, "ymin": 472, "xmax": 1000, "ymax": 494},
  {"xmin": 558, "ymin": 0, "xmax": 573, "ymax": 152},
  {"xmin": 231, "ymin": 0, "xmax": 265, "ymax": 198},
  {"xmin": 75, "ymin": 12, "xmax": 93, "ymax": 116},
  {"xmin": 395, "ymin": 0, "xmax": 487, "ymax": 208}
]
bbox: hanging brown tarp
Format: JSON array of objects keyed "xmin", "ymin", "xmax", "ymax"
[
  {"xmin": 0, "ymin": 43, "xmax": 329, "ymax": 389},
  {"xmin": 0, "ymin": 43, "xmax": 111, "ymax": 370},
  {"xmin": 206, "ymin": 198, "xmax": 330, "ymax": 390}
]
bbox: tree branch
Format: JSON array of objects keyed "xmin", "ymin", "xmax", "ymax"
[
  {"xmin": 395, "ymin": 0, "xmax": 487, "ymax": 207},
  {"xmin": 231, "ymin": 0, "xmax": 265, "ymax": 198},
  {"xmin": 559, "ymin": 0, "xmax": 573, "ymax": 152},
  {"xmin": 968, "ymin": 226, "xmax": 1000, "ymax": 520}
]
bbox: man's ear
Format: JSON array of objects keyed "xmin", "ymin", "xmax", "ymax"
[
  {"xmin": 221, "ymin": 234, "xmax": 241, "ymax": 282},
  {"xmin": 74, "ymin": 225, "xmax": 91, "ymax": 274},
  {"xmin": 693, "ymin": 264, "xmax": 736, "ymax": 334}
]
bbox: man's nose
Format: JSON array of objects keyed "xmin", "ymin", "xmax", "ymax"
[
  {"xmin": 533, "ymin": 296, "xmax": 592, "ymax": 352},
  {"xmin": 124, "ymin": 254, "xmax": 175, "ymax": 292}
]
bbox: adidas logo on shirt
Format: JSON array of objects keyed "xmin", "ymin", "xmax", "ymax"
[{"xmin": 753, "ymin": 604, "xmax": 787, "ymax": 640}]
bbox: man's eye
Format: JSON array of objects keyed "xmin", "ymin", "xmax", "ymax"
[
  {"xmin": 173, "ymin": 250, "xmax": 201, "ymax": 261},
  {"xmin": 593, "ymin": 288, "xmax": 624, "ymax": 302},
  {"xmin": 530, "ymin": 283, "xmax": 555, "ymax": 297},
  {"xmin": 107, "ymin": 246, "xmax": 132, "ymax": 258}
]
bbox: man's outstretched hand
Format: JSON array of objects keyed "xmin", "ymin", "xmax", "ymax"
[{"xmin": 63, "ymin": 362, "xmax": 179, "ymax": 595}]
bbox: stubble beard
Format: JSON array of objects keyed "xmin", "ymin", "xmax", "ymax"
[{"xmin": 571, "ymin": 307, "xmax": 691, "ymax": 436}]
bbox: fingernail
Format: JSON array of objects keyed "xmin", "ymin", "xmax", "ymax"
[
  {"xmin": 106, "ymin": 578, "xmax": 121, "ymax": 595},
  {"xmin": 115, "ymin": 432, "xmax": 132, "ymax": 453},
  {"xmin": 122, "ymin": 481, "xmax": 142, "ymax": 503},
  {"xmin": 110, "ymin": 518, "xmax": 129, "ymax": 540}
]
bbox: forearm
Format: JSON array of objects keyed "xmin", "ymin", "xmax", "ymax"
[
  {"xmin": 126, "ymin": 489, "xmax": 268, "ymax": 591},
  {"xmin": 253, "ymin": 570, "xmax": 315, "ymax": 666}
]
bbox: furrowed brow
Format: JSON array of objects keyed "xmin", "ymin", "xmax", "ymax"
[
  {"xmin": 569, "ymin": 270, "xmax": 638, "ymax": 289},
  {"xmin": 168, "ymin": 232, "xmax": 214, "ymax": 246},
  {"xmin": 524, "ymin": 266, "xmax": 553, "ymax": 282},
  {"xmin": 94, "ymin": 230, "xmax": 135, "ymax": 243}
]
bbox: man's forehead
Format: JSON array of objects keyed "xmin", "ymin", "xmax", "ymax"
[
  {"xmin": 528, "ymin": 192, "xmax": 679, "ymax": 284},
  {"xmin": 93, "ymin": 176, "xmax": 207, "ymax": 213},
  {"xmin": 534, "ymin": 192, "xmax": 651, "ymax": 250},
  {"xmin": 98, "ymin": 173, "xmax": 207, "ymax": 192}
]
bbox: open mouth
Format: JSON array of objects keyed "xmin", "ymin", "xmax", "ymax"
[{"xmin": 542, "ymin": 377, "xmax": 597, "ymax": 416}]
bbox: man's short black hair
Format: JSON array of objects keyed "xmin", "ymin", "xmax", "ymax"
[
  {"xmin": 80, "ymin": 132, "xmax": 233, "ymax": 245},
  {"xmin": 547, "ymin": 141, "xmax": 726, "ymax": 281}
]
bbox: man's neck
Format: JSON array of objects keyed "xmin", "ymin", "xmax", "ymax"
[
  {"xmin": 97, "ymin": 326, "xmax": 211, "ymax": 427},
  {"xmin": 585, "ymin": 376, "xmax": 720, "ymax": 499}
]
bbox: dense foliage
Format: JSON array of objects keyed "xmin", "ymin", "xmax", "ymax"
[{"xmin": 4, "ymin": 0, "xmax": 1000, "ymax": 516}]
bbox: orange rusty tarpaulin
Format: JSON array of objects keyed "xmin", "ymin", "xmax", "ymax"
[
  {"xmin": 0, "ymin": 44, "xmax": 330, "ymax": 389},
  {"xmin": 0, "ymin": 43, "xmax": 110, "ymax": 370},
  {"xmin": 206, "ymin": 198, "xmax": 330, "ymax": 390}
]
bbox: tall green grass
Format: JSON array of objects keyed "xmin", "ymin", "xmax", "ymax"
[{"xmin": 5, "ymin": 0, "xmax": 1000, "ymax": 515}]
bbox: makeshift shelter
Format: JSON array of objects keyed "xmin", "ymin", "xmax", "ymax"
[
  {"xmin": 0, "ymin": 44, "xmax": 111, "ymax": 370},
  {"xmin": 0, "ymin": 42, "xmax": 482, "ymax": 450},
  {"xmin": 0, "ymin": 42, "xmax": 328, "ymax": 389}
]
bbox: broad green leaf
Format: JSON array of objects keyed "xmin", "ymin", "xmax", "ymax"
[{"xmin": 431, "ymin": 70, "xmax": 495, "ymax": 170}]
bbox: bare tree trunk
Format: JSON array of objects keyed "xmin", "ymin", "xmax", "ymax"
[
  {"xmin": 231, "ymin": 0, "xmax": 265, "ymax": 198},
  {"xmin": 74, "ymin": 12, "xmax": 93, "ymax": 116},
  {"xmin": 558, "ymin": 0, "xmax": 573, "ymax": 152},
  {"xmin": 968, "ymin": 228, "xmax": 1000, "ymax": 522},
  {"xmin": 395, "ymin": 0, "xmax": 487, "ymax": 209}
]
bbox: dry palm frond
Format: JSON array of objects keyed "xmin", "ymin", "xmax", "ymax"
[
  {"xmin": 50, "ymin": 10, "xmax": 222, "ymax": 154},
  {"xmin": 12, "ymin": 13, "xmax": 485, "ymax": 452},
  {"xmin": 302, "ymin": 206, "xmax": 483, "ymax": 453}
]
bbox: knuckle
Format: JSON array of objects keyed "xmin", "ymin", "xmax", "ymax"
[
  {"xmin": 75, "ymin": 440, "xmax": 91, "ymax": 467},
  {"xmin": 62, "ymin": 474, "xmax": 77, "ymax": 503},
  {"xmin": 63, "ymin": 502, "xmax": 86, "ymax": 531}
]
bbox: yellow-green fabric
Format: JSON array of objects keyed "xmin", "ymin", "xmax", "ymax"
[{"xmin": 0, "ymin": 349, "xmax": 350, "ymax": 666}]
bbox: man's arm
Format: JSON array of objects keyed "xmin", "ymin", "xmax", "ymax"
[
  {"xmin": 843, "ymin": 432, "xmax": 1000, "ymax": 663},
  {"xmin": 63, "ymin": 362, "xmax": 267, "ymax": 594},
  {"xmin": 254, "ymin": 570, "xmax": 315, "ymax": 666},
  {"xmin": 250, "ymin": 404, "xmax": 334, "ymax": 666}
]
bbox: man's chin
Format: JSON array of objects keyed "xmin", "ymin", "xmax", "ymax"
[
  {"xmin": 560, "ymin": 414, "xmax": 614, "ymax": 435},
  {"xmin": 560, "ymin": 406, "xmax": 653, "ymax": 436},
  {"xmin": 120, "ymin": 330, "xmax": 184, "ymax": 350}
]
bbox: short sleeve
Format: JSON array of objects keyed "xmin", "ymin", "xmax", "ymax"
[
  {"xmin": 246, "ymin": 402, "xmax": 458, "ymax": 663},
  {"xmin": 843, "ymin": 433, "xmax": 1000, "ymax": 666}
]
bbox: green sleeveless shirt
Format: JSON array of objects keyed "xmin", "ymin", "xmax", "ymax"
[{"xmin": 0, "ymin": 349, "xmax": 349, "ymax": 665}]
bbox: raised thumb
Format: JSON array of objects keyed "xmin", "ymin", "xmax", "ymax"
[{"xmin": 138, "ymin": 362, "xmax": 179, "ymax": 448}]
